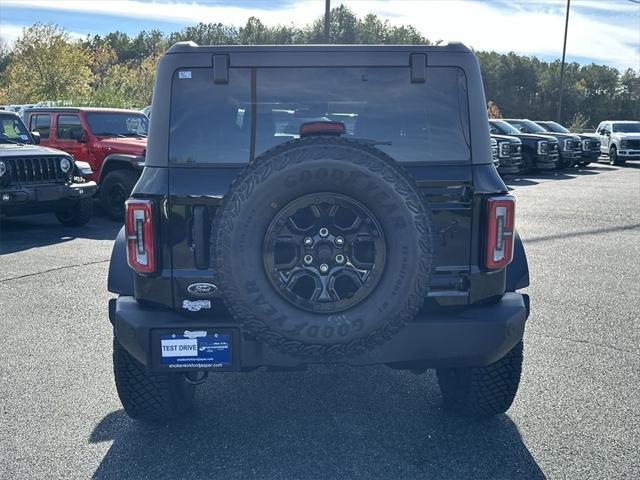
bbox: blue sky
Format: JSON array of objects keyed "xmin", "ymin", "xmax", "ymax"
[{"xmin": 1, "ymin": 0, "xmax": 639, "ymax": 71}]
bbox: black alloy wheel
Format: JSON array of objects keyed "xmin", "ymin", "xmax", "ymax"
[{"xmin": 264, "ymin": 193, "xmax": 385, "ymax": 313}]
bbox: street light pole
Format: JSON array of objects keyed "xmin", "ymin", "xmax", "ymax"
[
  {"xmin": 324, "ymin": 0, "xmax": 331, "ymax": 43},
  {"xmin": 557, "ymin": 0, "xmax": 571, "ymax": 122}
]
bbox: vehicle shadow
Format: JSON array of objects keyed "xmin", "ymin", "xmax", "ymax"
[
  {"xmin": 0, "ymin": 213, "xmax": 121, "ymax": 254},
  {"xmin": 504, "ymin": 164, "xmax": 618, "ymax": 187},
  {"xmin": 90, "ymin": 366, "xmax": 544, "ymax": 480}
]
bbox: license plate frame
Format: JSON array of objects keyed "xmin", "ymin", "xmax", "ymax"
[{"xmin": 151, "ymin": 328, "xmax": 239, "ymax": 372}]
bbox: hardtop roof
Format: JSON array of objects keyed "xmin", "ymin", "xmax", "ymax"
[
  {"xmin": 165, "ymin": 41, "xmax": 471, "ymax": 55},
  {"xmin": 25, "ymin": 107, "xmax": 145, "ymax": 115}
]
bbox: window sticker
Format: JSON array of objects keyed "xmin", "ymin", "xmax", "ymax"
[{"xmin": 178, "ymin": 70, "xmax": 192, "ymax": 79}]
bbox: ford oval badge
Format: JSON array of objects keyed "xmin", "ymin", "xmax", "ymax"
[{"xmin": 187, "ymin": 282, "xmax": 218, "ymax": 296}]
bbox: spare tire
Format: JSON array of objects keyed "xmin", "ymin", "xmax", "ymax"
[{"xmin": 213, "ymin": 137, "xmax": 434, "ymax": 358}]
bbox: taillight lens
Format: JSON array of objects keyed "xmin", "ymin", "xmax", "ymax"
[
  {"xmin": 485, "ymin": 196, "xmax": 515, "ymax": 269},
  {"xmin": 125, "ymin": 199, "xmax": 156, "ymax": 273}
]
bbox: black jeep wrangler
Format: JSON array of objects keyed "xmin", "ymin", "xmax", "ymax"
[
  {"xmin": 0, "ymin": 111, "xmax": 96, "ymax": 226},
  {"xmin": 108, "ymin": 43, "xmax": 530, "ymax": 422}
]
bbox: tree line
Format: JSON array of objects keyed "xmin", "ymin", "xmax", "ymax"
[{"xmin": 0, "ymin": 4, "xmax": 638, "ymax": 129}]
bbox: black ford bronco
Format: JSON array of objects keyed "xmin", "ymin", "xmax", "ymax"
[
  {"xmin": 0, "ymin": 111, "xmax": 96, "ymax": 226},
  {"xmin": 108, "ymin": 43, "xmax": 530, "ymax": 422}
]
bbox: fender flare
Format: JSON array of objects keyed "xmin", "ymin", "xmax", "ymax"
[
  {"xmin": 506, "ymin": 231, "xmax": 529, "ymax": 291},
  {"xmin": 107, "ymin": 226, "xmax": 134, "ymax": 296},
  {"xmin": 100, "ymin": 154, "xmax": 145, "ymax": 182}
]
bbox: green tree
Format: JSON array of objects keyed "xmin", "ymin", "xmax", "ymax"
[
  {"xmin": 305, "ymin": 4, "xmax": 358, "ymax": 43},
  {"xmin": 168, "ymin": 23, "xmax": 239, "ymax": 45},
  {"xmin": 568, "ymin": 112, "xmax": 590, "ymax": 131},
  {"xmin": 238, "ymin": 17, "xmax": 269, "ymax": 45},
  {"xmin": 1, "ymin": 23, "xmax": 92, "ymax": 104},
  {"xmin": 90, "ymin": 51, "xmax": 159, "ymax": 108},
  {"xmin": 618, "ymin": 68, "xmax": 640, "ymax": 119},
  {"xmin": 0, "ymin": 38, "xmax": 11, "ymax": 76}
]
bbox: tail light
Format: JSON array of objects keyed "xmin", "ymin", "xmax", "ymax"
[
  {"xmin": 125, "ymin": 199, "xmax": 156, "ymax": 273},
  {"xmin": 485, "ymin": 196, "xmax": 515, "ymax": 269}
]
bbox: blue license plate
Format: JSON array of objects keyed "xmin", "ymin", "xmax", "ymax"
[{"xmin": 159, "ymin": 330, "xmax": 232, "ymax": 368}]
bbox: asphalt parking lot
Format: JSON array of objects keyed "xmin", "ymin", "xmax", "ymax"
[{"xmin": 1, "ymin": 162, "xmax": 638, "ymax": 480}]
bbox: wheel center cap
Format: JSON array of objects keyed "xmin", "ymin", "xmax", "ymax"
[{"xmin": 316, "ymin": 243, "xmax": 333, "ymax": 262}]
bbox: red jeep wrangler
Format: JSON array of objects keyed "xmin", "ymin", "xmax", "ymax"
[{"xmin": 26, "ymin": 107, "xmax": 148, "ymax": 220}]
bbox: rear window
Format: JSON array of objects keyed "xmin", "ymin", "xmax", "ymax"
[
  {"xmin": 169, "ymin": 68, "xmax": 252, "ymax": 164},
  {"xmin": 169, "ymin": 66, "xmax": 470, "ymax": 165}
]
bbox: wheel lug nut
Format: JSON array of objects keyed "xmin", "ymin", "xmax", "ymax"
[
  {"xmin": 335, "ymin": 236, "xmax": 344, "ymax": 246},
  {"xmin": 319, "ymin": 263, "xmax": 329, "ymax": 273},
  {"xmin": 319, "ymin": 227, "xmax": 329, "ymax": 238},
  {"xmin": 303, "ymin": 236, "xmax": 313, "ymax": 246},
  {"xmin": 303, "ymin": 254, "xmax": 313, "ymax": 265},
  {"xmin": 335, "ymin": 254, "xmax": 345, "ymax": 264}
]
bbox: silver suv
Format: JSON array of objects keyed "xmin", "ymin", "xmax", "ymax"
[{"xmin": 595, "ymin": 121, "xmax": 640, "ymax": 165}]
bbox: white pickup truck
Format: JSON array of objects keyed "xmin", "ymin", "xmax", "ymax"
[{"xmin": 595, "ymin": 120, "xmax": 640, "ymax": 165}]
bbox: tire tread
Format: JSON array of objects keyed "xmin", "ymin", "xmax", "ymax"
[{"xmin": 436, "ymin": 340, "xmax": 523, "ymax": 417}]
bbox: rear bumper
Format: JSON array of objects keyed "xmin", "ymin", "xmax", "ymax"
[
  {"xmin": 0, "ymin": 181, "xmax": 96, "ymax": 214},
  {"xmin": 110, "ymin": 292, "xmax": 529, "ymax": 371}
]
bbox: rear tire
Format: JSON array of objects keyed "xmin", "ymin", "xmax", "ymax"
[
  {"xmin": 100, "ymin": 170, "xmax": 138, "ymax": 221},
  {"xmin": 55, "ymin": 198, "xmax": 93, "ymax": 227},
  {"xmin": 436, "ymin": 340, "xmax": 523, "ymax": 417},
  {"xmin": 113, "ymin": 338, "xmax": 196, "ymax": 423}
]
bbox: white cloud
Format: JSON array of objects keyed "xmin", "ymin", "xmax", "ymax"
[
  {"xmin": 0, "ymin": 0, "xmax": 323, "ymax": 25},
  {"xmin": 0, "ymin": 24, "xmax": 26, "ymax": 43},
  {"xmin": 1, "ymin": 0, "xmax": 639, "ymax": 70},
  {"xmin": 343, "ymin": 1, "xmax": 640, "ymax": 71},
  {"xmin": 0, "ymin": 22, "xmax": 84, "ymax": 44}
]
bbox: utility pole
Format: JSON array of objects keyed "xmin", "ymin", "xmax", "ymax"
[
  {"xmin": 324, "ymin": 0, "xmax": 331, "ymax": 43},
  {"xmin": 557, "ymin": 0, "xmax": 570, "ymax": 122}
]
